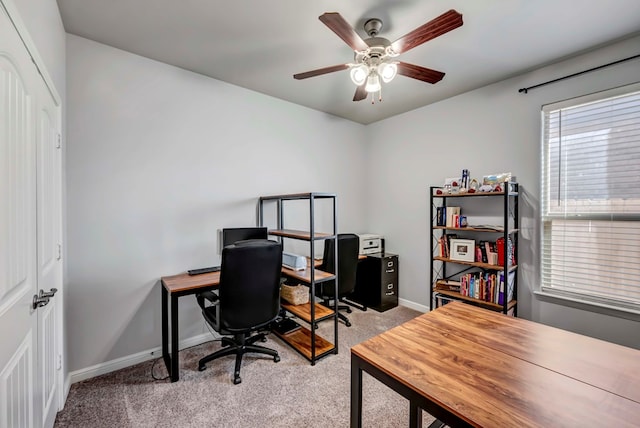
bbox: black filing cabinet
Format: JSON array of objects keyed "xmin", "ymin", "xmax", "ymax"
[{"xmin": 352, "ymin": 253, "xmax": 398, "ymax": 312}]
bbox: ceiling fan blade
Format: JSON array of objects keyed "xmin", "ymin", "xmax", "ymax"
[
  {"xmin": 390, "ymin": 9, "xmax": 463, "ymax": 54},
  {"xmin": 353, "ymin": 84, "xmax": 367, "ymax": 102},
  {"xmin": 294, "ymin": 64, "xmax": 349, "ymax": 80},
  {"xmin": 397, "ymin": 62, "xmax": 445, "ymax": 84},
  {"xmin": 319, "ymin": 12, "xmax": 370, "ymax": 52}
]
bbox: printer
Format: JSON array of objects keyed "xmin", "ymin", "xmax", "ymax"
[
  {"xmin": 357, "ymin": 234, "xmax": 383, "ymax": 255},
  {"xmin": 282, "ymin": 251, "xmax": 307, "ymax": 271}
]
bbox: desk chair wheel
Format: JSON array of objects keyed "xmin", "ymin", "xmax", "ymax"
[
  {"xmin": 260, "ymin": 336, "xmax": 268, "ymax": 343},
  {"xmin": 233, "ymin": 373, "xmax": 241, "ymax": 385},
  {"xmin": 274, "ymin": 355, "xmax": 281, "ymax": 363},
  {"xmin": 198, "ymin": 364, "xmax": 207, "ymax": 372},
  {"xmin": 345, "ymin": 320, "xmax": 352, "ymax": 327},
  {"xmin": 346, "ymin": 307, "xmax": 352, "ymax": 314}
]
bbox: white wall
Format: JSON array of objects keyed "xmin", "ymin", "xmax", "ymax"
[
  {"xmin": 65, "ymin": 35, "xmax": 367, "ymax": 372},
  {"xmin": 65, "ymin": 27, "xmax": 640, "ymax": 377},
  {"xmin": 366, "ymin": 34, "xmax": 640, "ymax": 349}
]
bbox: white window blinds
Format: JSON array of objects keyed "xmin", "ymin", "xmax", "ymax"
[{"xmin": 541, "ymin": 83, "xmax": 640, "ymax": 312}]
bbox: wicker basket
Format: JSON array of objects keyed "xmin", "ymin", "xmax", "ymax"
[{"xmin": 281, "ymin": 284, "xmax": 309, "ymax": 305}]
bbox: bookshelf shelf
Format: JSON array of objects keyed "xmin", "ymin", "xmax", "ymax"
[
  {"xmin": 433, "ymin": 256, "xmax": 517, "ymax": 272},
  {"xmin": 430, "ymin": 181, "xmax": 519, "ymax": 316},
  {"xmin": 435, "ymin": 290, "xmax": 517, "ymax": 312}
]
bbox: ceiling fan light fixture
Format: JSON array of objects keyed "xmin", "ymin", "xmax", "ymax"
[
  {"xmin": 350, "ymin": 65, "xmax": 368, "ymax": 85},
  {"xmin": 378, "ymin": 62, "xmax": 397, "ymax": 83},
  {"xmin": 365, "ymin": 73, "xmax": 381, "ymax": 93}
]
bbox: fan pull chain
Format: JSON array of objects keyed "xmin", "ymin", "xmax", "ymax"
[{"xmin": 370, "ymin": 87, "xmax": 383, "ymax": 104}]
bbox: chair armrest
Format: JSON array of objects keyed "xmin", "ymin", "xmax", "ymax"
[{"xmin": 196, "ymin": 290, "xmax": 219, "ymax": 310}]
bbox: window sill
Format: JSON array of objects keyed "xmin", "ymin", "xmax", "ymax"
[{"xmin": 534, "ymin": 290, "xmax": 640, "ymax": 322}]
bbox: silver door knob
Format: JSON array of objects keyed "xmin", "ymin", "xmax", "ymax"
[
  {"xmin": 40, "ymin": 288, "xmax": 58, "ymax": 298},
  {"xmin": 33, "ymin": 294, "xmax": 50, "ymax": 309}
]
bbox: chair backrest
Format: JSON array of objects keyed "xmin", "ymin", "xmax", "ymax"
[
  {"xmin": 218, "ymin": 239, "xmax": 283, "ymax": 331},
  {"xmin": 320, "ymin": 233, "xmax": 359, "ymax": 297}
]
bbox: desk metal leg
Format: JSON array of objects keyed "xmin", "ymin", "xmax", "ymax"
[
  {"xmin": 350, "ymin": 353, "xmax": 363, "ymax": 428},
  {"xmin": 170, "ymin": 294, "xmax": 179, "ymax": 382},
  {"xmin": 161, "ymin": 286, "xmax": 171, "ymax": 379},
  {"xmin": 161, "ymin": 285, "xmax": 181, "ymax": 383},
  {"xmin": 410, "ymin": 402, "xmax": 423, "ymax": 428}
]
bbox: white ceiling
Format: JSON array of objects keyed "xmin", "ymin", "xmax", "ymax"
[{"xmin": 56, "ymin": 0, "xmax": 640, "ymax": 124}]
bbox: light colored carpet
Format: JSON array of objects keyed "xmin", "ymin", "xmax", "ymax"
[{"xmin": 55, "ymin": 305, "xmax": 440, "ymax": 427}]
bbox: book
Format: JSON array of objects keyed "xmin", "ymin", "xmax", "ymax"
[
  {"xmin": 497, "ymin": 271, "xmax": 516, "ymax": 305},
  {"xmin": 436, "ymin": 280, "xmax": 461, "ymax": 292},
  {"xmin": 446, "ymin": 207, "xmax": 460, "ymax": 227},
  {"xmin": 496, "ymin": 237, "xmax": 505, "ymax": 266},
  {"xmin": 479, "ymin": 240, "xmax": 488, "ymax": 263},
  {"xmin": 468, "ymin": 224, "xmax": 504, "ymax": 232},
  {"xmin": 497, "ymin": 237, "xmax": 516, "ymax": 266}
]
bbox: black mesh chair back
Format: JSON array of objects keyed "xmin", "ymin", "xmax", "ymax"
[
  {"xmin": 219, "ymin": 239, "xmax": 282, "ymax": 332},
  {"xmin": 319, "ymin": 233, "xmax": 359, "ymax": 297},
  {"xmin": 317, "ymin": 233, "xmax": 359, "ymax": 326}
]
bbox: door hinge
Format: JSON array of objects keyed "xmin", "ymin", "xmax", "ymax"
[
  {"xmin": 56, "ymin": 243, "xmax": 62, "ymax": 260},
  {"xmin": 57, "ymin": 354, "xmax": 62, "ymax": 371},
  {"xmin": 56, "ymin": 133, "xmax": 61, "ymax": 149}
]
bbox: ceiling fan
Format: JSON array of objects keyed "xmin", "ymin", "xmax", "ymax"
[{"xmin": 294, "ymin": 9, "xmax": 463, "ymax": 102}]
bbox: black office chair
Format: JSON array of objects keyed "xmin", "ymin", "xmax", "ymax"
[
  {"xmin": 315, "ymin": 233, "xmax": 360, "ymax": 327},
  {"xmin": 195, "ymin": 239, "xmax": 283, "ymax": 384}
]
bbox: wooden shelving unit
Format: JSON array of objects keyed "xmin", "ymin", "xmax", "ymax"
[
  {"xmin": 259, "ymin": 192, "xmax": 338, "ymax": 364},
  {"xmin": 429, "ymin": 182, "xmax": 519, "ymax": 315}
]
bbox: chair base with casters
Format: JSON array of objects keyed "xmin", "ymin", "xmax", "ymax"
[
  {"xmin": 319, "ymin": 298, "xmax": 353, "ymax": 327},
  {"xmin": 197, "ymin": 331, "xmax": 280, "ymax": 385}
]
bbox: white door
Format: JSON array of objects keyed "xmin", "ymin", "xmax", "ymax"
[
  {"xmin": 0, "ymin": 4, "xmax": 62, "ymax": 428},
  {"xmin": 35, "ymin": 64, "xmax": 62, "ymax": 428}
]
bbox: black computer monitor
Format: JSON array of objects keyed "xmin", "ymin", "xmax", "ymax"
[{"xmin": 222, "ymin": 227, "xmax": 268, "ymax": 248}]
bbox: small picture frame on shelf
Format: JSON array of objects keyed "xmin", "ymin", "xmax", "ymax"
[{"xmin": 449, "ymin": 239, "xmax": 475, "ymax": 262}]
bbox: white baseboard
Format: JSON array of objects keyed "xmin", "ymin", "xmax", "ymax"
[
  {"xmin": 399, "ymin": 298, "xmax": 429, "ymax": 313},
  {"xmin": 67, "ymin": 302, "xmax": 427, "ymax": 386},
  {"xmin": 68, "ymin": 332, "xmax": 213, "ymax": 385}
]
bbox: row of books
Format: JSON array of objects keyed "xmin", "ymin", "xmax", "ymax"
[
  {"xmin": 438, "ymin": 234, "xmax": 516, "ymax": 266},
  {"xmin": 457, "ymin": 271, "xmax": 515, "ymax": 305},
  {"xmin": 437, "ymin": 233, "xmax": 457, "ymax": 258},
  {"xmin": 496, "ymin": 236, "xmax": 516, "ymax": 266},
  {"xmin": 435, "ymin": 206, "xmax": 461, "ymax": 227}
]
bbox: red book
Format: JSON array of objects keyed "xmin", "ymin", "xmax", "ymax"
[{"xmin": 496, "ymin": 237, "xmax": 505, "ymax": 266}]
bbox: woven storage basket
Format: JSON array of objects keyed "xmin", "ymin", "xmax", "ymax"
[{"xmin": 281, "ymin": 284, "xmax": 309, "ymax": 305}]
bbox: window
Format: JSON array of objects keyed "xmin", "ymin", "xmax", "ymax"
[{"xmin": 541, "ymin": 83, "xmax": 640, "ymax": 313}]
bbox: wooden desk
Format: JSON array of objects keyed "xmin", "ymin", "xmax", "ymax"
[
  {"xmin": 159, "ymin": 259, "xmax": 340, "ymax": 382},
  {"xmin": 350, "ymin": 301, "xmax": 640, "ymax": 427},
  {"xmin": 161, "ymin": 271, "xmax": 220, "ymax": 382}
]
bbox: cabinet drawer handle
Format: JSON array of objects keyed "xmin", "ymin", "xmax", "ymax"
[
  {"xmin": 387, "ymin": 261, "xmax": 394, "ymax": 267},
  {"xmin": 385, "ymin": 291, "xmax": 395, "ymax": 296},
  {"xmin": 387, "ymin": 283, "xmax": 393, "ymax": 290},
  {"xmin": 385, "ymin": 269, "xmax": 395, "ymax": 273}
]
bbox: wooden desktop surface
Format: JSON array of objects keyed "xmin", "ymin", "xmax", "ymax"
[
  {"xmin": 351, "ymin": 301, "xmax": 640, "ymax": 427},
  {"xmin": 161, "ymin": 253, "xmax": 369, "ymax": 294},
  {"xmin": 161, "ymin": 271, "xmax": 220, "ymax": 293},
  {"xmin": 160, "ymin": 254, "xmax": 369, "ymax": 292}
]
